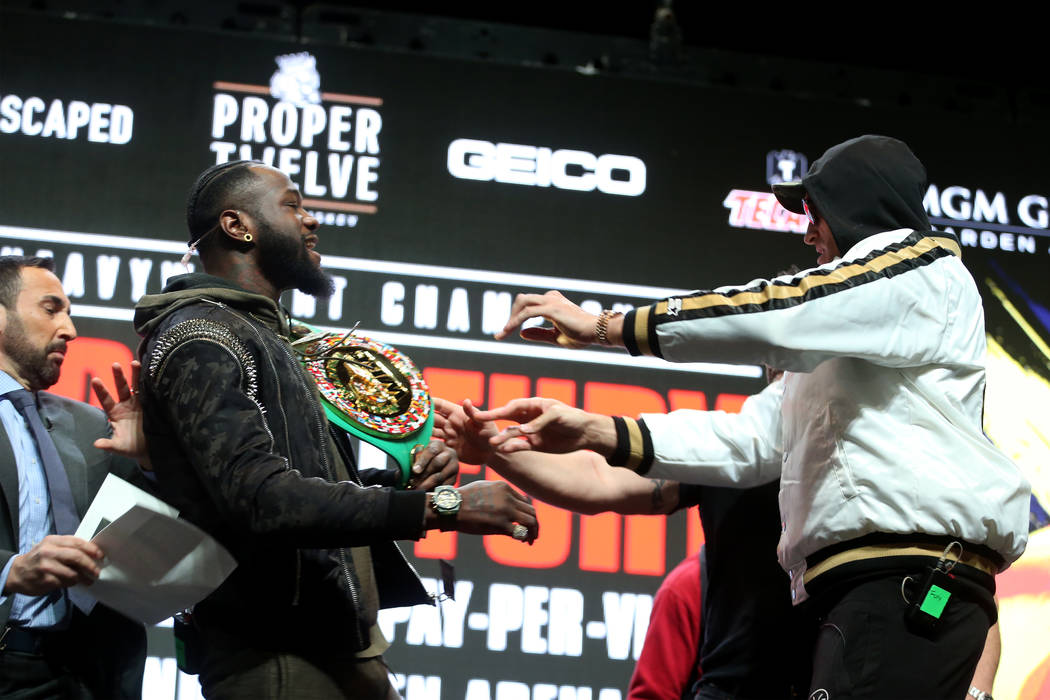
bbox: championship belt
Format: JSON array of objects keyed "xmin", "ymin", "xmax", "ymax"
[{"xmin": 290, "ymin": 320, "xmax": 432, "ymax": 488}]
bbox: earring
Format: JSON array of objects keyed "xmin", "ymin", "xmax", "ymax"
[{"xmin": 243, "ymin": 233, "xmax": 253, "ymax": 243}]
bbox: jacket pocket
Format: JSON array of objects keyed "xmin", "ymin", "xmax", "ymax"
[{"xmin": 832, "ymin": 437, "xmax": 859, "ymax": 501}]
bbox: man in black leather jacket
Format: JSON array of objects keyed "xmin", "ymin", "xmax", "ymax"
[{"xmin": 134, "ymin": 161, "xmax": 538, "ymax": 699}]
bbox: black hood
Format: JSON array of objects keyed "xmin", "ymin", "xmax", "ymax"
[{"xmin": 772, "ymin": 135, "xmax": 932, "ymax": 254}]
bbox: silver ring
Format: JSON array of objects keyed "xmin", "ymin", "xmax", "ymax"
[{"xmin": 512, "ymin": 524, "xmax": 529, "ymax": 541}]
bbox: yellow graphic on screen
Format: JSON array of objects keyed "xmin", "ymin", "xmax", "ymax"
[{"xmin": 982, "ymin": 277, "xmax": 1050, "ymax": 700}]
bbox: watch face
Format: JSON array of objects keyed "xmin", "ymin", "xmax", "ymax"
[{"xmin": 433, "ymin": 486, "xmax": 462, "ymax": 514}]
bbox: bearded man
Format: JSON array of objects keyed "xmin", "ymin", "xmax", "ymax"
[
  {"xmin": 134, "ymin": 161, "xmax": 537, "ymax": 699},
  {"xmin": 0, "ymin": 255, "xmax": 146, "ymax": 699}
]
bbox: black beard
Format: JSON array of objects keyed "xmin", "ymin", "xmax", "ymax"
[
  {"xmin": 3, "ymin": 314, "xmax": 64, "ymax": 391},
  {"xmin": 254, "ymin": 217, "xmax": 334, "ymax": 299}
]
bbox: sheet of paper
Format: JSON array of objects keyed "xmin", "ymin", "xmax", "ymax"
[
  {"xmin": 74, "ymin": 472, "xmax": 178, "ymax": 542},
  {"xmin": 73, "ymin": 475, "xmax": 237, "ymax": 625}
]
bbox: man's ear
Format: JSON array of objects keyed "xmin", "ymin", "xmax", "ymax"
[
  {"xmin": 218, "ymin": 209, "xmax": 254, "ymax": 244},
  {"xmin": 0, "ymin": 305, "xmax": 7, "ymax": 336}
]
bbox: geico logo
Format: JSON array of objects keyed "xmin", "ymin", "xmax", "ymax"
[{"xmin": 447, "ymin": 138, "xmax": 646, "ymax": 197}]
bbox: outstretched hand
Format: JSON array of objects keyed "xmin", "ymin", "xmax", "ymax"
[
  {"xmin": 432, "ymin": 397, "xmax": 499, "ymax": 465},
  {"xmin": 92, "ymin": 361, "xmax": 150, "ymax": 468},
  {"xmin": 473, "ymin": 397, "xmax": 615, "ymax": 456},
  {"xmin": 494, "ymin": 290, "xmax": 601, "ymax": 348}
]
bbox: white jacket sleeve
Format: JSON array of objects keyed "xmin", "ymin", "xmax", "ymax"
[
  {"xmin": 622, "ymin": 231, "xmax": 983, "ymax": 373},
  {"xmin": 617, "ymin": 378, "xmax": 784, "ymax": 487}
]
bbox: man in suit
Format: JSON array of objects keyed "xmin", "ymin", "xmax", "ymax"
[{"xmin": 0, "ymin": 255, "xmax": 146, "ymax": 699}]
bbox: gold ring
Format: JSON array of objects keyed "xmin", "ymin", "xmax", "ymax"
[
  {"xmin": 410, "ymin": 444, "xmax": 425, "ymax": 459},
  {"xmin": 512, "ymin": 524, "xmax": 529, "ymax": 541}
]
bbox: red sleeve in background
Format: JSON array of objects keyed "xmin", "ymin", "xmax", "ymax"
[{"xmin": 627, "ymin": 553, "xmax": 703, "ymax": 700}]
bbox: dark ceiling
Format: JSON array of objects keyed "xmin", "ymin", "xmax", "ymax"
[
  {"xmin": 3, "ymin": 0, "xmax": 1043, "ymax": 114},
  {"xmin": 4, "ymin": 0, "xmax": 1038, "ymax": 83},
  {"xmin": 329, "ymin": 0, "xmax": 1041, "ymax": 85}
]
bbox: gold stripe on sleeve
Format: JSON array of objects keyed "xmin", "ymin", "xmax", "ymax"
[
  {"xmin": 929, "ymin": 236, "xmax": 961, "ymax": 257},
  {"xmin": 624, "ymin": 417, "xmax": 645, "ymax": 471},
  {"xmin": 677, "ymin": 236, "xmax": 953, "ymax": 315},
  {"xmin": 633, "ymin": 306, "xmax": 653, "ymax": 357}
]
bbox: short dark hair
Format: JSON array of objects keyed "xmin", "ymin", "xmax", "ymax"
[
  {"xmin": 0, "ymin": 256, "xmax": 55, "ymax": 309},
  {"xmin": 185, "ymin": 160, "xmax": 263, "ymax": 243}
]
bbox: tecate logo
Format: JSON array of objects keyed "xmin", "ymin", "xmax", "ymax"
[{"xmin": 447, "ymin": 138, "xmax": 646, "ymax": 197}]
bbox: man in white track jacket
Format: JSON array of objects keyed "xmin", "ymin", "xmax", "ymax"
[{"xmin": 487, "ymin": 135, "xmax": 1030, "ymax": 699}]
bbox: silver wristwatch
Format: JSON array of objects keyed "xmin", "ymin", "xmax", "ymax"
[{"xmin": 430, "ymin": 485, "xmax": 462, "ymax": 530}]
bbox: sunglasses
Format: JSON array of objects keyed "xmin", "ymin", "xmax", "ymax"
[{"xmin": 802, "ymin": 197, "xmax": 817, "ymax": 225}]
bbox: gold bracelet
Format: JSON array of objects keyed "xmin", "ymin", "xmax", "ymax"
[{"xmin": 595, "ymin": 309, "xmax": 622, "ymax": 346}]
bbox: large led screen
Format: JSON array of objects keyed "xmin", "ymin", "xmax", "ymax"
[{"xmin": 2, "ymin": 9, "xmax": 1048, "ymax": 699}]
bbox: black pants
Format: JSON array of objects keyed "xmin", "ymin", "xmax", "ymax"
[
  {"xmin": 0, "ymin": 606, "xmax": 143, "ymax": 700},
  {"xmin": 805, "ymin": 573, "xmax": 991, "ymax": 700},
  {"xmin": 0, "ymin": 650, "xmax": 94, "ymax": 700}
]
